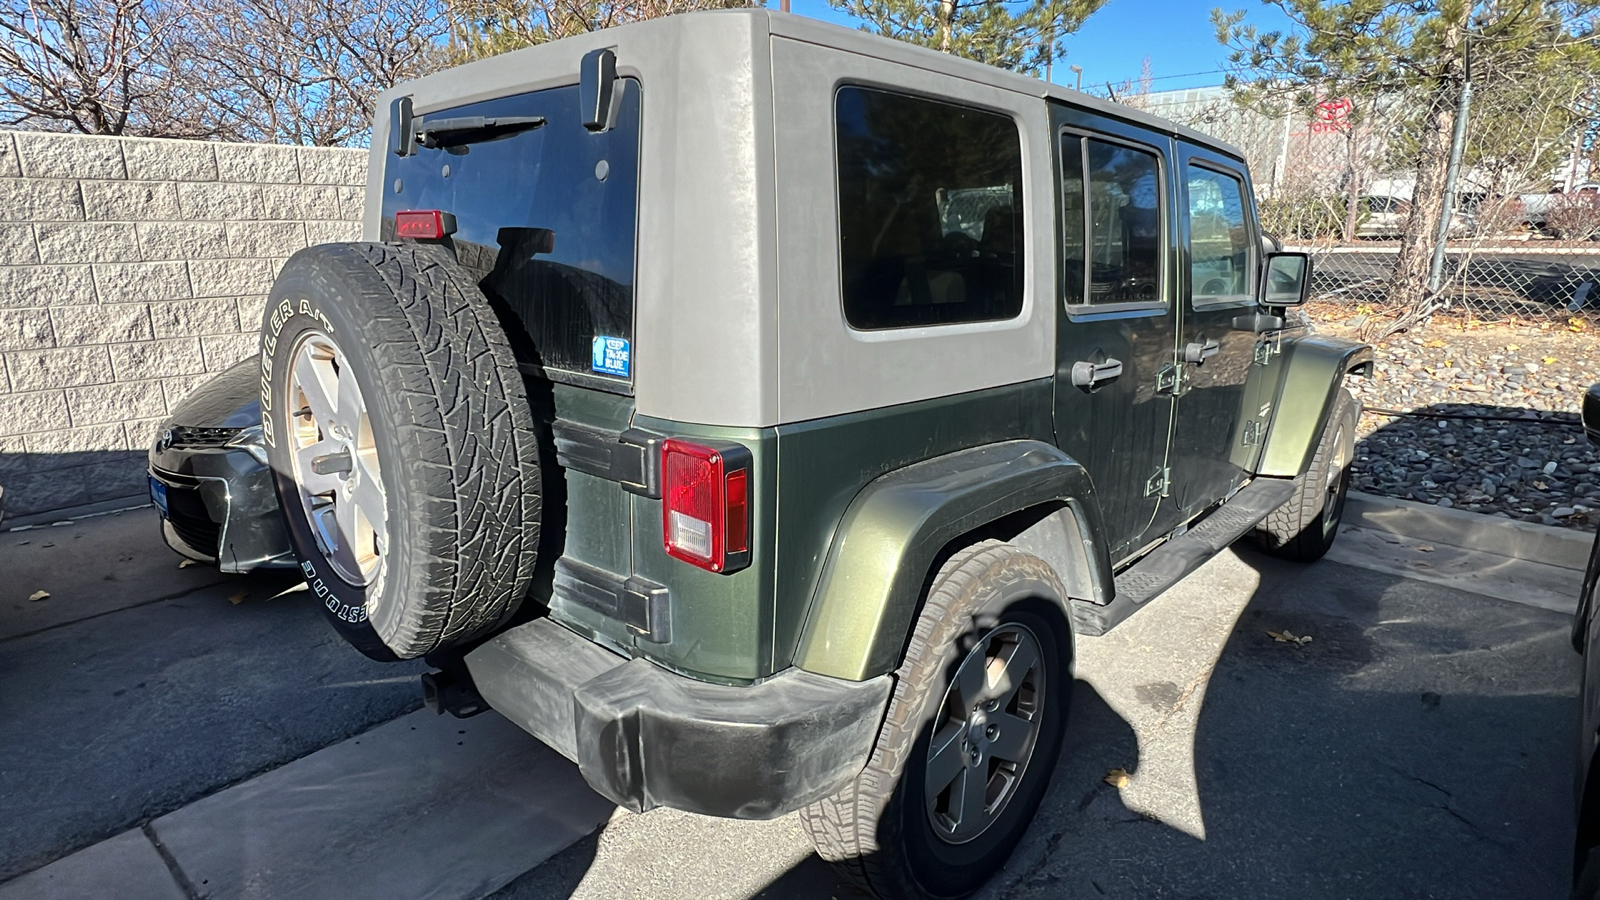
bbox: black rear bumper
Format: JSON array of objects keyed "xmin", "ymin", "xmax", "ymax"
[{"xmin": 464, "ymin": 618, "xmax": 892, "ymax": 819}]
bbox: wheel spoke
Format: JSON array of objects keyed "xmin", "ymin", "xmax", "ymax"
[
  {"xmin": 987, "ymin": 711, "xmax": 1034, "ymax": 764},
  {"xmin": 954, "ymin": 645, "xmax": 990, "ymax": 709},
  {"xmin": 294, "ymin": 352, "xmax": 337, "ymax": 426},
  {"xmin": 952, "ymin": 764, "xmax": 988, "ymax": 828},
  {"xmin": 295, "ymin": 440, "xmax": 345, "ymax": 496},
  {"xmin": 351, "ymin": 458, "xmax": 386, "ymax": 534},
  {"xmin": 925, "ymin": 723, "xmax": 967, "ymax": 798},
  {"xmin": 331, "ymin": 491, "xmax": 363, "ymax": 575},
  {"xmin": 335, "ymin": 362, "xmax": 363, "ymax": 435},
  {"xmin": 992, "ymin": 637, "xmax": 1039, "ymax": 706}
]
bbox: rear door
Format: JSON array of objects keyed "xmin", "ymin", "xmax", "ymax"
[
  {"xmin": 1166, "ymin": 142, "xmax": 1261, "ymax": 519},
  {"xmin": 1051, "ymin": 105, "xmax": 1178, "ymax": 563}
]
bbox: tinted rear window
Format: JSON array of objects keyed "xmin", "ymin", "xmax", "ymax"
[
  {"xmin": 835, "ymin": 87, "xmax": 1024, "ymax": 330},
  {"xmin": 383, "ymin": 81, "xmax": 641, "ymax": 386}
]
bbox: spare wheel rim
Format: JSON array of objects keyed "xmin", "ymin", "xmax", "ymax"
[{"xmin": 285, "ymin": 330, "xmax": 387, "ymax": 588}]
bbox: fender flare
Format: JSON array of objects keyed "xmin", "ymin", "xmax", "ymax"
[
  {"xmin": 792, "ymin": 440, "xmax": 1112, "ymax": 681},
  {"xmin": 1256, "ymin": 334, "xmax": 1373, "ymax": 478}
]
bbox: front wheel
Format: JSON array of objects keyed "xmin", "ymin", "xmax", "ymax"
[
  {"xmin": 800, "ymin": 541, "xmax": 1072, "ymax": 900},
  {"xmin": 1256, "ymin": 386, "xmax": 1359, "ymax": 562}
]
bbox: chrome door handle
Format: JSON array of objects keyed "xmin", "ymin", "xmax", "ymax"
[
  {"xmin": 1071, "ymin": 358, "xmax": 1123, "ymax": 390},
  {"xmin": 1183, "ymin": 339, "xmax": 1220, "ymax": 364}
]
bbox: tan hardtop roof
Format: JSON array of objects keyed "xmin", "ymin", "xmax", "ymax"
[{"xmin": 754, "ymin": 9, "xmax": 1247, "ymax": 163}]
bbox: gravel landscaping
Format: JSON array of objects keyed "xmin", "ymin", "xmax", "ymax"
[{"xmin": 1310, "ymin": 310, "xmax": 1600, "ymax": 531}]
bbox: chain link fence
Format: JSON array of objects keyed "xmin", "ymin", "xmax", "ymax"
[{"xmin": 1133, "ymin": 85, "xmax": 1600, "ymax": 325}]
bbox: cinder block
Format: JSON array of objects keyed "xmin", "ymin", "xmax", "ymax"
[
  {"xmin": 190, "ymin": 257, "xmax": 276, "ymax": 298},
  {"xmin": 121, "ymin": 137, "xmax": 218, "ymax": 182},
  {"xmin": 0, "ymin": 433, "xmax": 27, "ymax": 477},
  {"xmin": 0, "ymin": 389, "xmax": 69, "ymax": 437},
  {"xmin": 0, "ymin": 178, "xmax": 84, "ymax": 222},
  {"xmin": 305, "ymin": 221, "xmax": 360, "ymax": 246},
  {"xmin": 0, "ymin": 133, "xmax": 19, "ymax": 178},
  {"xmin": 35, "ymin": 222, "xmax": 142, "ymax": 264},
  {"xmin": 51, "ymin": 303, "xmax": 154, "ymax": 346},
  {"xmin": 260, "ymin": 183, "xmax": 340, "ymax": 220},
  {"xmin": 214, "ymin": 143, "xmax": 300, "ymax": 184},
  {"xmin": 24, "ymin": 422, "xmax": 127, "ymax": 462},
  {"xmin": 4, "ymin": 345, "xmax": 112, "ymax": 390},
  {"xmin": 0, "ymin": 265, "xmax": 96, "ymax": 309},
  {"xmin": 15, "ymin": 132, "xmax": 125, "ymax": 180},
  {"xmin": 83, "ymin": 455, "xmax": 149, "ymax": 499},
  {"xmin": 227, "ymin": 221, "xmax": 306, "ymax": 257},
  {"xmin": 336, "ymin": 186, "xmax": 365, "ymax": 219},
  {"xmin": 0, "ymin": 223, "xmax": 39, "ymax": 265},
  {"xmin": 93, "ymin": 261, "xmax": 192, "ymax": 304},
  {"xmin": 124, "ymin": 416, "xmax": 166, "ymax": 451},
  {"xmin": 176, "ymin": 181, "xmax": 265, "ymax": 221},
  {"xmin": 200, "ymin": 332, "xmax": 258, "ymax": 372},
  {"xmin": 296, "ymin": 147, "xmax": 367, "ymax": 186},
  {"xmin": 3, "ymin": 469, "xmax": 91, "ymax": 514},
  {"xmin": 150, "ymin": 298, "xmax": 241, "ymax": 338},
  {"xmin": 236, "ymin": 295, "xmax": 268, "ymax": 329},
  {"xmin": 136, "ymin": 222, "xmax": 230, "ymax": 261},
  {"xmin": 66, "ymin": 380, "xmax": 166, "ymax": 425},
  {"xmin": 0, "ymin": 309, "xmax": 55, "ymax": 351},
  {"xmin": 81, "ymin": 181, "xmax": 182, "ymax": 221},
  {"xmin": 109, "ymin": 336, "xmax": 204, "ymax": 381}
]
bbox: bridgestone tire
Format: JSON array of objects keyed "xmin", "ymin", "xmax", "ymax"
[
  {"xmin": 1255, "ymin": 386, "xmax": 1359, "ymax": 563},
  {"xmin": 800, "ymin": 541, "xmax": 1072, "ymax": 900},
  {"xmin": 261, "ymin": 242, "xmax": 541, "ymax": 660}
]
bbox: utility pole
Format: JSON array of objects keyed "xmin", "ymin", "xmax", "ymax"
[
  {"xmin": 1428, "ymin": 39, "xmax": 1472, "ymax": 295},
  {"xmin": 1069, "ymin": 64, "xmax": 1083, "ymax": 92}
]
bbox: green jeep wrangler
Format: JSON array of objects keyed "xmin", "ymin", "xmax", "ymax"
[{"xmin": 257, "ymin": 10, "xmax": 1371, "ymax": 897}]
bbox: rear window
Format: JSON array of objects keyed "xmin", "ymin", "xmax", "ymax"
[
  {"xmin": 835, "ymin": 86, "xmax": 1024, "ymax": 330},
  {"xmin": 383, "ymin": 81, "xmax": 641, "ymax": 388}
]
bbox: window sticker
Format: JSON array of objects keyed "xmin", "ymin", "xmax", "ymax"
[{"xmin": 591, "ymin": 336, "xmax": 631, "ymax": 378}]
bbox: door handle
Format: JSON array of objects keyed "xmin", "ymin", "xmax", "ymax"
[
  {"xmin": 1071, "ymin": 358, "xmax": 1123, "ymax": 390},
  {"xmin": 1183, "ymin": 339, "xmax": 1220, "ymax": 364}
]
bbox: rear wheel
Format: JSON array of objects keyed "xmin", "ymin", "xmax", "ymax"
[
  {"xmin": 801, "ymin": 541, "xmax": 1072, "ymax": 900},
  {"xmin": 1256, "ymin": 386, "xmax": 1358, "ymax": 562},
  {"xmin": 262, "ymin": 242, "xmax": 541, "ymax": 660}
]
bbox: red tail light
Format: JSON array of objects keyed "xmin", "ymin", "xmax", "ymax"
[
  {"xmin": 662, "ymin": 438, "xmax": 752, "ymax": 573},
  {"xmin": 394, "ymin": 209, "xmax": 457, "ymax": 239}
]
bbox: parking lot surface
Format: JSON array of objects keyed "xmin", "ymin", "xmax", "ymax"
[{"xmin": 0, "ymin": 508, "xmax": 1584, "ymax": 899}]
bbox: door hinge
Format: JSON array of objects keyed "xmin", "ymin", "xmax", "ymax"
[
  {"xmin": 1242, "ymin": 419, "xmax": 1262, "ymax": 446},
  {"xmin": 1144, "ymin": 467, "xmax": 1171, "ymax": 498},
  {"xmin": 1254, "ymin": 335, "xmax": 1282, "ymax": 366},
  {"xmin": 1155, "ymin": 364, "xmax": 1182, "ymax": 396}
]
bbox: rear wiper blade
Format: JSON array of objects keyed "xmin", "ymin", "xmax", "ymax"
[{"xmin": 415, "ymin": 115, "xmax": 546, "ymax": 148}]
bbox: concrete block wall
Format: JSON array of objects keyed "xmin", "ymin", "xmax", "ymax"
[{"xmin": 0, "ymin": 130, "xmax": 366, "ymax": 520}]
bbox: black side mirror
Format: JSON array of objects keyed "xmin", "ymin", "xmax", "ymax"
[
  {"xmin": 1584, "ymin": 383, "xmax": 1600, "ymax": 447},
  {"xmin": 1262, "ymin": 251, "xmax": 1312, "ymax": 307}
]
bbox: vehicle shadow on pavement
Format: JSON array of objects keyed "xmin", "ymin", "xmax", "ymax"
[{"xmin": 979, "ymin": 544, "xmax": 1580, "ymax": 900}]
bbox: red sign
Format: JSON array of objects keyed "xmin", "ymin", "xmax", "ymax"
[{"xmin": 1311, "ymin": 98, "xmax": 1353, "ymax": 133}]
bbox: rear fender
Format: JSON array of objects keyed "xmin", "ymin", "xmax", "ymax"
[
  {"xmin": 1256, "ymin": 334, "xmax": 1373, "ymax": 478},
  {"xmin": 792, "ymin": 440, "xmax": 1111, "ymax": 682}
]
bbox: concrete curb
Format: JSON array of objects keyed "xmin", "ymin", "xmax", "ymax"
[{"xmin": 1345, "ymin": 491, "xmax": 1594, "ymax": 571}]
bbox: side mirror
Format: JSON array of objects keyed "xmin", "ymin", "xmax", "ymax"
[{"xmin": 1262, "ymin": 251, "xmax": 1312, "ymax": 307}]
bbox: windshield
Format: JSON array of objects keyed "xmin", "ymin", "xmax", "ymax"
[{"xmin": 382, "ymin": 80, "xmax": 641, "ymax": 387}]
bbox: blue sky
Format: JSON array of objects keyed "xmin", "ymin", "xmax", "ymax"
[{"xmin": 781, "ymin": 0, "xmax": 1297, "ymax": 93}]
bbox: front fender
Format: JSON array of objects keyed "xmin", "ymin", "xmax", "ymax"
[
  {"xmin": 793, "ymin": 440, "xmax": 1111, "ymax": 682},
  {"xmin": 1257, "ymin": 334, "xmax": 1373, "ymax": 478}
]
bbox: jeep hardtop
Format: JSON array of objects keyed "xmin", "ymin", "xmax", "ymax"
[{"xmin": 257, "ymin": 10, "xmax": 1371, "ymax": 897}]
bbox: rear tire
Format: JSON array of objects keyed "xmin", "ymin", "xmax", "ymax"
[
  {"xmin": 1256, "ymin": 386, "xmax": 1358, "ymax": 562},
  {"xmin": 800, "ymin": 541, "xmax": 1072, "ymax": 900},
  {"xmin": 261, "ymin": 242, "xmax": 541, "ymax": 660}
]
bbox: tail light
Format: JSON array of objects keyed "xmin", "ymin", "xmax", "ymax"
[
  {"xmin": 393, "ymin": 209, "xmax": 456, "ymax": 239},
  {"xmin": 662, "ymin": 438, "xmax": 752, "ymax": 574}
]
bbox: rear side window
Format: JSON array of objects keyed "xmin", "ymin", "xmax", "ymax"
[
  {"xmin": 383, "ymin": 81, "xmax": 641, "ymax": 387},
  {"xmin": 1061, "ymin": 134, "xmax": 1164, "ymax": 306},
  {"xmin": 835, "ymin": 87, "xmax": 1024, "ymax": 330}
]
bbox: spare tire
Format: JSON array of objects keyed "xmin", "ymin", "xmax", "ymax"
[{"xmin": 260, "ymin": 242, "xmax": 541, "ymax": 660}]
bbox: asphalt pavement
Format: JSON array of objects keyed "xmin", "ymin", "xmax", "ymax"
[{"xmin": 0, "ymin": 505, "xmax": 1586, "ymax": 899}]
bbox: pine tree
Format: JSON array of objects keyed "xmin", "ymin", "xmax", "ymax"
[{"xmin": 836, "ymin": 0, "xmax": 1109, "ymax": 74}]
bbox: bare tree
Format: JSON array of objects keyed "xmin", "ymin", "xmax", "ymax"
[
  {"xmin": 0, "ymin": 0, "xmax": 195, "ymax": 135},
  {"xmin": 443, "ymin": 0, "xmax": 754, "ymax": 63}
]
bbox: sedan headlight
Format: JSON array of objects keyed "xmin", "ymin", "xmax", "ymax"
[{"xmin": 224, "ymin": 424, "xmax": 269, "ymax": 466}]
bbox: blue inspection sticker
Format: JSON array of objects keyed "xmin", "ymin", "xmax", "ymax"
[{"xmin": 591, "ymin": 336, "xmax": 631, "ymax": 378}]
